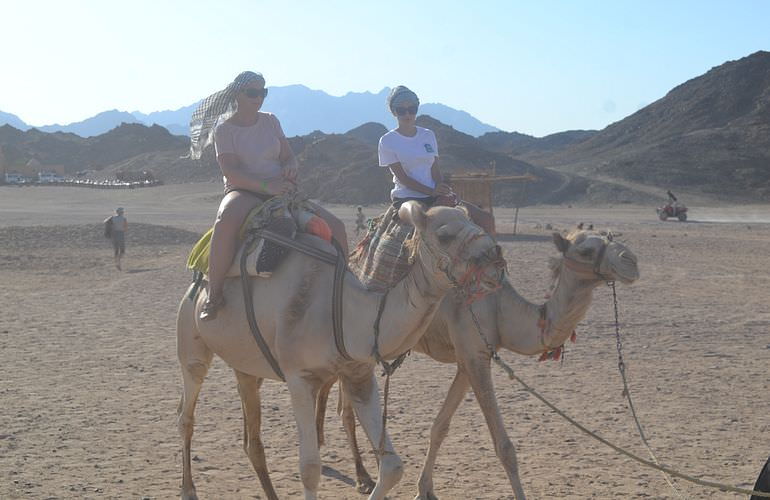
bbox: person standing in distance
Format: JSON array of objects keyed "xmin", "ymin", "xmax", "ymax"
[{"xmin": 108, "ymin": 207, "xmax": 127, "ymax": 270}]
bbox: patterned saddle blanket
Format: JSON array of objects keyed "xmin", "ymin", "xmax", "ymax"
[{"xmin": 348, "ymin": 205, "xmax": 418, "ymax": 292}]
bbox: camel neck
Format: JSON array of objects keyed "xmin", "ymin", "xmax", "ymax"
[
  {"xmin": 372, "ymin": 246, "xmax": 451, "ymax": 359},
  {"xmin": 495, "ymin": 269, "xmax": 596, "ymax": 355}
]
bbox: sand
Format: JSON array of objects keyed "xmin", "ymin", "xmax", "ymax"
[{"xmin": 1, "ymin": 184, "xmax": 768, "ymax": 499}]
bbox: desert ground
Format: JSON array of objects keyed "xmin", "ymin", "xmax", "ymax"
[{"xmin": 1, "ymin": 183, "xmax": 768, "ymax": 499}]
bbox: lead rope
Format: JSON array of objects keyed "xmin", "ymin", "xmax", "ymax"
[
  {"xmin": 608, "ymin": 280, "xmax": 685, "ymax": 499},
  {"xmin": 470, "ymin": 302, "xmax": 770, "ymax": 498}
]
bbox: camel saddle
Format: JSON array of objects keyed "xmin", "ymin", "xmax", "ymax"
[
  {"xmin": 187, "ymin": 195, "xmax": 330, "ymax": 279},
  {"xmin": 349, "ymin": 205, "xmax": 418, "ymax": 292}
]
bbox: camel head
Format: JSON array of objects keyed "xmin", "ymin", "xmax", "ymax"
[
  {"xmin": 552, "ymin": 230, "xmax": 639, "ymax": 285},
  {"xmin": 399, "ymin": 201, "xmax": 505, "ymax": 301}
]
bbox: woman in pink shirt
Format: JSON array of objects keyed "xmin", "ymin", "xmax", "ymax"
[{"xmin": 189, "ymin": 71, "xmax": 347, "ymax": 321}]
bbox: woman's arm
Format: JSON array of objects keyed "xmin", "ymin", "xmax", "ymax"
[
  {"xmin": 278, "ymin": 136, "xmax": 298, "ymax": 183},
  {"xmin": 217, "ymin": 153, "xmax": 289, "ymax": 195},
  {"xmin": 388, "ymin": 162, "xmax": 436, "ymax": 196},
  {"xmin": 430, "ymin": 157, "xmax": 451, "ymax": 195}
]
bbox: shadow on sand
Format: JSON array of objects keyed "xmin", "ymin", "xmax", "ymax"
[
  {"xmin": 124, "ymin": 268, "xmax": 162, "ymax": 274},
  {"xmin": 322, "ymin": 465, "xmax": 355, "ymax": 486}
]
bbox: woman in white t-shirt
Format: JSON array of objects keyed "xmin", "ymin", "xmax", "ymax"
[
  {"xmin": 189, "ymin": 71, "xmax": 347, "ymax": 321},
  {"xmin": 378, "ymin": 86, "xmax": 494, "ymax": 232}
]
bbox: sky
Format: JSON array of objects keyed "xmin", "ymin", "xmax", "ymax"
[{"xmin": 2, "ymin": 0, "xmax": 769, "ymax": 137}]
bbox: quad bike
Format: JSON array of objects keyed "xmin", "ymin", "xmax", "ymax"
[{"xmin": 657, "ymin": 202, "xmax": 688, "ymax": 221}]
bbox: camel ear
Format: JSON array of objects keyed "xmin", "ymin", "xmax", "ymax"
[
  {"xmin": 553, "ymin": 232, "xmax": 570, "ymax": 253},
  {"xmin": 398, "ymin": 201, "xmax": 427, "ymax": 231}
]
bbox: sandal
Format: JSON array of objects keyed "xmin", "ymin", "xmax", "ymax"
[{"xmin": 199, "ymin": 295, "xmax": 225, "ymax": 321}]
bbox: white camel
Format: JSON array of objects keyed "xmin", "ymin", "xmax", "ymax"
[
  {"xmin": 315, "ymin": 229, "xmax": 640, "ymax": 499},
  {"xmin": 175, "ymin": 201, "xmax": 504, "ymax": 500}
]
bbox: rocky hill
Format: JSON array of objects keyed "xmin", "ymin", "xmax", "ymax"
[
  {"xmin": 530, "ymin": 51, "xmax": 770, "ymax": 201},
  {"xmin": 0, "ymin": 116, "xmax": 663, "ymax": 206},
  {"xmin": 0, "ymin": 123, "xmax": 188, "ymax": 173}
]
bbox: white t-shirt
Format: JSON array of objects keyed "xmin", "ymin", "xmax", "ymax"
[
  {"xmin": 214, "ymin": 112, "xmax": 285, "ymax": 192},
  {"xmin": 378, "ymin": 126, "xmax": 438, "ymax": 199}
]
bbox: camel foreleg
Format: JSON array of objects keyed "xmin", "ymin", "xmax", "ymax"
[
  {"xmin": 465, "ymin": 359, "xmax": 526, "ymax": 499},
  {"xmin": 415, "ymin": 368, "xmax": 470, "ymax": 500},
  {"xmin": 340, "ymin": 373, "xmax": 403, "ymax": 500},
  {"xmin": 234, "ymin": 371, "xmax": 278, "ymax": 500},
  {"xmin": 287, "ymin": 375, "xmax": 324, "ymax": 500}
]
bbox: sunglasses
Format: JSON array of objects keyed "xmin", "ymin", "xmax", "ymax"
[
  {"xmin": 394, "ymin": 105, "xmax": 418, "ymax": 116},
  {"xmin": 243, "ymin": 87, "xmax": 268, "ymax": 99}
]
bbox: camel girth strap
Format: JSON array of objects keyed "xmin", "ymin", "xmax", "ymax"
[{"xmin": 239, "ymin": 230, "xmax": 353, "ymax": 383}]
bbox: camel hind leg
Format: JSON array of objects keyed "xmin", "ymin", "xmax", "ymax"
[
  {"xmin": 176, "ymin": 295, "xmax": 213, "ymax": 500},
  {"xmin": 415, "ymin": 368, "xmax": 470, "ymax": 500},
  {"xmin": 315, "ymin": 379, "xmax": 375, "ymax": 494},
  {"xmin": 341, "ymin": 388, "xmax": 376, "ymax": 494},
  {"xmin": 234, "ymin": 371, "xmax": 279, "ymax": 500}
]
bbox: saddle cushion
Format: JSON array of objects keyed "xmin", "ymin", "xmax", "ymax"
[
  {"xmin": 187, "ymin": 195, "xmax": 329, "ymax": 279},
  {"xmin": 348, "ymin": 205, "xmax": 417, "ymax": 292}
]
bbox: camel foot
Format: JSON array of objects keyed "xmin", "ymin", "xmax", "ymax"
[
  {"xmin": 356, "ymin": 475, "xmax": 376, "ymax": 494},
  {"xmin": 181, "ymin": 490, "xmax": 198, "ymax": 500}
]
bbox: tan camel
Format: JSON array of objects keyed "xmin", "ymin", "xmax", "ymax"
[
  {"xmin": 315, "ymin": 229, "xmax": 640, "ymax": 499},
  {"xmin": 175, "ymin": 201, "xmax": 504, "ymax": 500}
]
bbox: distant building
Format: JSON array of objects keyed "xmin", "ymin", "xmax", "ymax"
[{"xmin": 16, "ymin": 159, "xmax": 65, "ymax": 178}]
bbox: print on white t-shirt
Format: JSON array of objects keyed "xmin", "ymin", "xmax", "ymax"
[{"xmin": 378, "ymin": 127, "xmax": 439, "ymax": 199}]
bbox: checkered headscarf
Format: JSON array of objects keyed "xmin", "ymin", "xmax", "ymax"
[{"xmin": 188, "ymin": 71, "xmax": 265, "ymax": 159}]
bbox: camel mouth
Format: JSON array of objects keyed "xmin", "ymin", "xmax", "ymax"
[{"xmin": 607, "ymin": 247, "xmax": 639, "ymax": 284}]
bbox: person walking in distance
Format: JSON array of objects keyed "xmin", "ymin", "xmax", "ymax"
[
  {"xmin": 107, "ymin": 207, "xmax": 127, "ymax": 270},
  {"xmin": 354, "ymin": 206, "xmax": 367, "ymax": 237}
]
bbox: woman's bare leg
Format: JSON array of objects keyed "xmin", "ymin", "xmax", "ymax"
[{"xmin": 205, "ymin": 191, "xmax": 262, "ymax": 306}]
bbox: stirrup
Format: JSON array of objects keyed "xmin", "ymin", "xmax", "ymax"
[{"xmin": 199, "ymin": 296, "xmax": 225, "ymax": 321}]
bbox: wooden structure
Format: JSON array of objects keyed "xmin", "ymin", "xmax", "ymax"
[{"xmin": 446, "ymin": 169, "xmax": 537, "ymax": 234}]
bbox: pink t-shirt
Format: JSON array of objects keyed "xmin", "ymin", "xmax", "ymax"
[{"xmin": 214, "ymin": 112, "xmax": 285, "ymax": 191}]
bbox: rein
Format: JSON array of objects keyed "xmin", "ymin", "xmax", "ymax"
[{"xmin": 237, "ymin": 228, "xmax": 352, "ymax": 382}]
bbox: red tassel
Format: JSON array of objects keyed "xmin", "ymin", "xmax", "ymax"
[
  {"xmin": 552, "ymin": 346, "xmax": 562, "ymax": 361},
  {"xmin": 538, "ymin": 351, "xmax": 549, "ymax": 362},
  {"xmin": 570, "ymin": 331, "xmax": 577, "ymax": 343}
]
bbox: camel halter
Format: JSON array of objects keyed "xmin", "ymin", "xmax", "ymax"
[
  {"xmin": 561, "ymin": 239, "xmax": 611, "ymax": 281},
  {"xmin": 422, "ymin": 225, "xmax": 506, "ymax": 305},
  {"xmin": 538, "ymin": 237, "xmax": 613, "ymax": 360}
]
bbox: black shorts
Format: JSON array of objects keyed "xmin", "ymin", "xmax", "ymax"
[{"xmin": 391, "ymin": 196, "xmax": 436, "ymax": 210}]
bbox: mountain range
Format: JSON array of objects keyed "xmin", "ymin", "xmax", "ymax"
[
  {"xmin": 2, "ymin": 51, "xmax": 769, "ymax": 205},
  {"xmin": 0, "ymin": 86, "xmax": 499, "ymax": 139}
]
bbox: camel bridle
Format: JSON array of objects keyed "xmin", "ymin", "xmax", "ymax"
[
  {"xmin": 422, "ymin": 225, "xmax": 505, "ymax": 304},
  {"xmin": 561, "ymin": 237, "xmax": 612, "ymax": 282}
]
